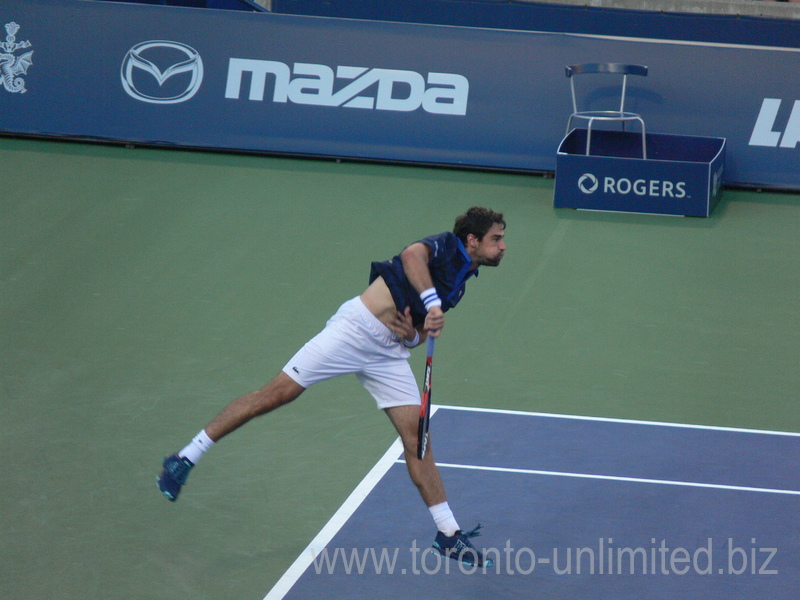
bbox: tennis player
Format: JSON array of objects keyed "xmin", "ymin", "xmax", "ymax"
[{"xmin": 157, "ymin": 206, "xmax": 506, "ymax": 568}]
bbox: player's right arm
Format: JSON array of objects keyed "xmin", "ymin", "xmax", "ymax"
[{"xmin": 401, "ymin": 243, "xmax": 444, "ymax": 336}]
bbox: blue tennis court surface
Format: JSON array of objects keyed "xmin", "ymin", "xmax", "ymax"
[{"xmin": 266, "ymin": 407, "xmax": 799, "ymax": 599}]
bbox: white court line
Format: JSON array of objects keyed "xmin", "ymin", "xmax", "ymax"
[
  {"xmin": 262, "ymin": 406, "xmax": 439, "ymax": 600},
  {"xmin": 437, "ymin": 404, "xmax": 800, "ymax": 437},
  {"xmin": 262, "ymin": 437, "xmax": 403, "ymax": 600},
  {"xmin": 404, "ymin": 461, "xmax": 800, "ymax": 496},
  {"xmin": 262, "ymin": 437, "xmax": 404, "ymax": 600},
  {"xmin": 405, "ymin": 406, "xmax": 800, "ymax": 495}
]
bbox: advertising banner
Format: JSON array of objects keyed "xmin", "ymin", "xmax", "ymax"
[
  {"xmin": 1, "ymin": 0, "xmax": 797, "ymax": 189},
  {"xmin": 554, "ymin": 130, "xmax": 726, "ymax": 217}
]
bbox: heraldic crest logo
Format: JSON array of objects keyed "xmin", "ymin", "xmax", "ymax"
[{"xmin": 2, "ymin": 21, "xmax": 33, "ymax": 94}]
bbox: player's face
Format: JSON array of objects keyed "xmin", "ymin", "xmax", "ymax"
[{"xmin": 471, "ymin": 223, "xmax": 506, "ymax": 267}]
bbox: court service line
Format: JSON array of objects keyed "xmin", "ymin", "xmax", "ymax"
[
  {"xmin": 436, "ymin": 404, "xmax": 800, "ymax": 438},
  {"xmin": 416, "ymin": 460, "xmax": 800, "ymax": 496}
]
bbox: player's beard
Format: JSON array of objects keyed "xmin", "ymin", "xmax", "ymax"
[{"xmin": 479, "ymin": 253, "xmax": 504, "ymax": 267}]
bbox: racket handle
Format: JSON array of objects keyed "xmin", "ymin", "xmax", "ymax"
[{"xmin": 426, "ymin": 336, "xmax": 435, "ymax": 358}]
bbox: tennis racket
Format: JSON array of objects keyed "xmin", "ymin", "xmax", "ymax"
[{"xmin": 417, "ymin": 336, "xmax": 435, "ymax": 460}]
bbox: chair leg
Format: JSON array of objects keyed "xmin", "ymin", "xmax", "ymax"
[{"xmin": 639, "ymin": 117, "xmax": 647, "ymax": 160}]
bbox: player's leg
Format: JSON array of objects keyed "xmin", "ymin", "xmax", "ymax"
[
  {"xmin": 360, "ymin": 361, "xmax": 458, "ymax": 532},
  {"xmin": 205, "ymin": 372, "xmax": 305, "ymax": 441},
  {"xmin": 383, "ymin": 404, "xmax": 494, "ymax": 568},
  {"xmin": 157, "ymin": 372, "xmax": 305, "ymax": 501},
  {"xmin": 368, "ymin": 348, "xmax": 494, "ymax": 568},
  {"xmin": 157, "ymin": 297, "xmax": 364, "ymax": 502},
  {"xmin": 383, "ymin": 404, "xmax": 447, "ymax": 507}
]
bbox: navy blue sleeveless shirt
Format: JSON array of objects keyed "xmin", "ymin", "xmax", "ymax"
[{"xmin": 369, "ymin": 231, "xmax": 478, "ymax": 328}]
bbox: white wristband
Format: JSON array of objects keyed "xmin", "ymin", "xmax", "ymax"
[
  {"xmin": 420, "ymin": 287, "xmax": 442, "ymax": 311},
  {"xmin": 402, "ymin": 331, "xmax": 420, "ymax": 348}
]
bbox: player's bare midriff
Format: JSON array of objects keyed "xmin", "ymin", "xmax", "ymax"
[{"xmin": 360, "ymin": 276, "xmax": 404, "ymax": 329}]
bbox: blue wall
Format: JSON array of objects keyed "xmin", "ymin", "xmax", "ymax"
[
  {"xmin": 1, "ymin": 0, "xmax": 798, "ymax": 189},
  {"xmin": 273, "ymin": 0, "xmax": 800, "ymax": 48}
]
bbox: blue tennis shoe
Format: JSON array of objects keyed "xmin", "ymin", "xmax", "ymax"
[
  {"xmin": 157, "ymin": 454, "xmax": 194, "ymax": 501},
  {"xmin": 432, "ymin": 524, "xmax": 494, "ymax": 568}
]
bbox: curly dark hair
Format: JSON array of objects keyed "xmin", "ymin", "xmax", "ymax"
[{"xmin": 453, "ymin": 207, "xmax": 506, "ymax": 244}]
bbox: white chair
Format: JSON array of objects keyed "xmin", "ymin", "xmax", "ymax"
[{"xmin": 565, "ymin": 63, "xmax": 648, "ymax": 159}]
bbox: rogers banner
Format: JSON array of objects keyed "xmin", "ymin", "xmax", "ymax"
[{"xmin": 1, "ymin": 0, "xmax": 798, "ymax": 190}]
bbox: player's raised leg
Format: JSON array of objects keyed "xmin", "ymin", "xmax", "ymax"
[
  {"xmin": 157, "ymin": 372, "xmax": 305, "ymax": 501},
  {"xmin": 204, "ymin": 372, "xmax": 305, "ymax": 441}
]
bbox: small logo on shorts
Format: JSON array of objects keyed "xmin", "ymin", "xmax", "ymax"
[{"xmin": 292, "ymin": 366, "xmax": 300, "ymax": 374}]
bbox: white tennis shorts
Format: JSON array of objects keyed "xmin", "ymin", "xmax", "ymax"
[{"xmin": 282, "ymin": 297, "xmax": 421, "ymax": 409}]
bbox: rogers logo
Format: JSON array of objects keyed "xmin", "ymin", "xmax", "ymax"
[
  {"xmin": 121, "ymin": 41, "xmax": 203, "ymax": 104},
  {"xmin": 577, "ymin": 173, "xmax": 599, "ymax": 194},
  {"xmin": 578, "ymin": 173, "xmax": 687, "ymax": 199}
]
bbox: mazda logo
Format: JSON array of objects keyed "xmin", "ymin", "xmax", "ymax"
[
  {"xmin": 578, "ymin": 173, "xmax": 599, "ymax": 194},
  {"xmin": 121, "ymin": 41, "xmax": 203, "ymax": 104}
]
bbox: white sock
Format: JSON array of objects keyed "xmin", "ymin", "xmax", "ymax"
[
  {"xmin": 178, "ymin": 429, "xmax": 215, "ymax": 465},
  {"xmin": 429, "ymin": 501, "xmax": 460, "ymax": 537}
]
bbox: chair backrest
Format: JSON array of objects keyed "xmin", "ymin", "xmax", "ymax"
[
  {"xmin": 565, "ymin": 63, "xmax": 648, "ymax": 113},
  {"xmin": 565, "ymin": 63, "xmax": 648, "ymax": 78}
]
